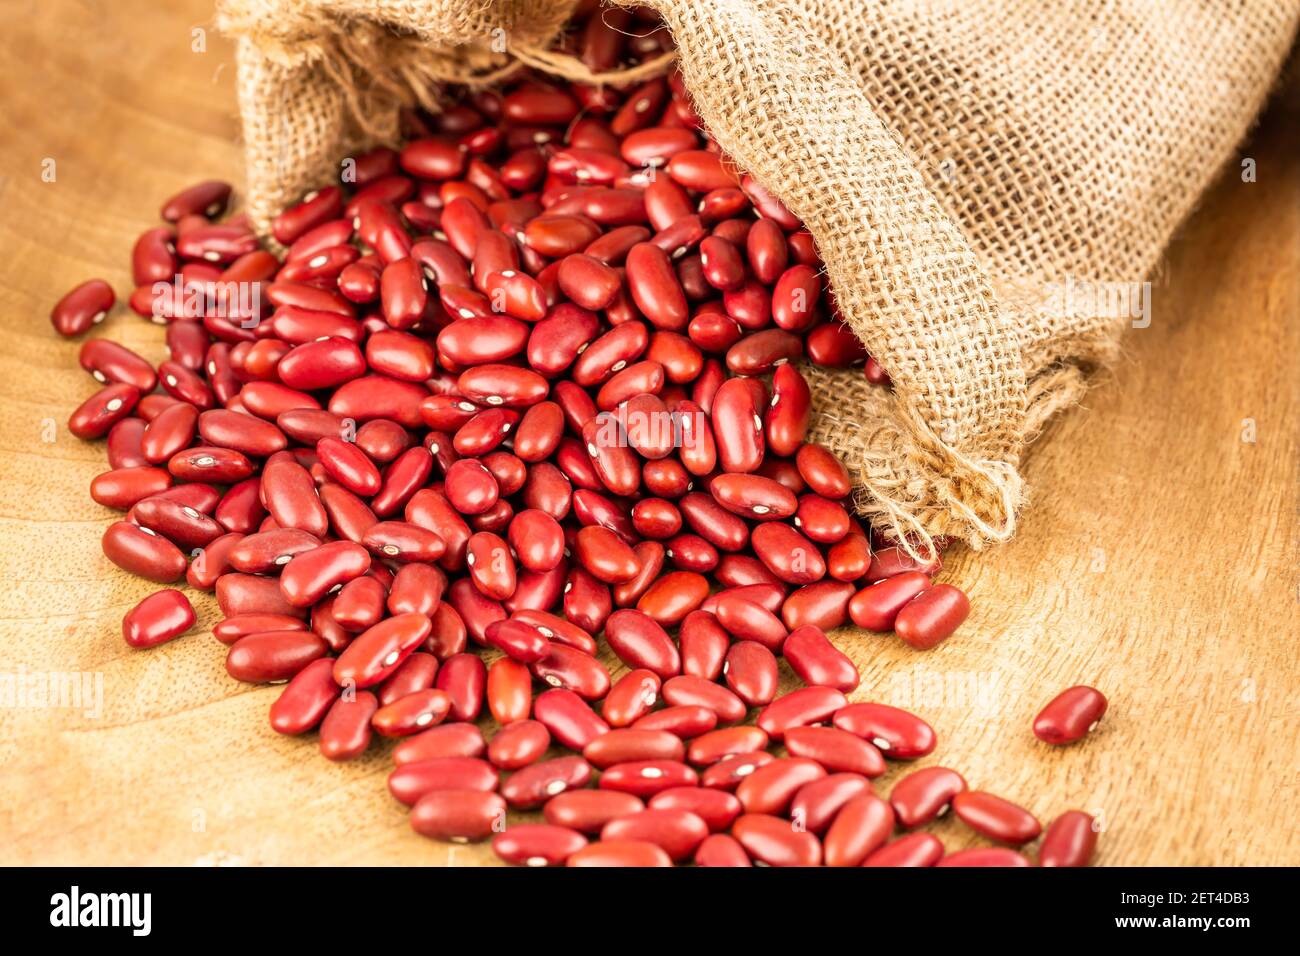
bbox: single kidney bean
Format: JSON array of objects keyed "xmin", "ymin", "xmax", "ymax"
[
  {"xmin": 121, "ymin": 589, "xmax": 195, "ymax": 648},
  {"xmin": 544, "ymin": 790, "xmax": 644, "ymax": 834},
  {"xmin": 632, "ymin": 705, "xmax": 718, "ymax": 740},
  {"xmin": 951, "ymin": 791, "xmax": 1042, "ymax": 845},
  {"xmin": 890, "ymin": 766, "xmax": 967, "ymax": 828},
  {"xmin": 319, "ymin": 691, "xmax": 378, "ymax": 761},
  {"xmin": 566, "ymin": 839, "xmax": 675, "ymax": 868},
  {"xmin": 935, "ymin": 848, "xmax": 1032, "ymax": 868},
  {"xmin": 388, "ymin": 757, "xmax": 499, "ymax": 806},
  {"xmin": 90, "ymin": 466, "xmax": 173, "ymax": 511},
  {"xmin": 893, "ymin": 584, "xmax": 971, "ymax": 650},
  {"xmin": 833, "ymin": 702, "xmax": 936, "ymax": 758},
  {"xmin": 781, "ymin": 623, "xmax": 859, "ymax": 691},
  {"xmin": 216, "ymin": 573, "xmax": 304, "ymax": 618},
  {"xmin": 228, "ymin": 528, "xmax": 321, "ymax": 574},
  {"xmin": 788, "ymin": 773, "xmax": 873, "ymax": 835},
  {"xmin": 494, "ymin": 824, "xmax": 590, "ymax": 867},
  {"xmin": 80, "ymin": 339, "xmax": 156, "ymax": 391},
  {"xmin": 601, "ymin": 668, "xmax": 661, "ymax": 727},
  {"xmin": 1038, "ymin": 811, "xmax": 1098, "ymax": 867},
  {"xmin": 389, "ymin": 725, "xmax": 483, "ymax": 768},
  {"xmin": 411, "ymin": 789, "xmax": 507, "ymax": 844},
  {"xmin": 69, "ymin": 383, "xmax": 140, "ymax": 440},
  {"xmin": 695, "ymin": 833, "xmax": 752, "ymax": 867},
  {"xmin": 269, "ymin": 658, "xmax": 339, "ymax": 734},
  {"xmin": 211, "ymin": 612, "xmax": 303, "ymax": 645},
  {"xmin": 647, "ymin": 787, "xmax": 741, "ymax": 834},
  {"xmin": 279, "ymin": 541, "xmax": 371, "ymax": 607},
  {"xmin": 102, "ymin": 521, "xmax": 187, "ymax": 582},
  {"xmin": 598, "ymin": 759, "xmax": 699, "ymax": 798},
  {"xmin": 488, "ymin": 719, "xmax": 551, "ymax": 771},
  {"xmin": 785, "ymin": 726, "xmax": 886, "ymax": 777},
  {"xmin": 700, "ymin": 751, "xmax": 774, "ymax": 791},
  {"xmin": 584, "ymin": 728, "xmax": 685, "ymax": 770},
  {"xmin": 848, "ymin": 572, "xmax": 931, "ymax": 631},
  {"xmin": 534, "ymin": 688, "xmax": 610, "ymax": 751},
  {"xmin": 132, "ymin": 496, "xmax": 223, "ymax": 550},
  {"xmin": 52, "ymin": 279, "xmax": 115, "ymax": 336},
  {"xmin": 731, "ymin": 814, "xmax": 821, "ymax": 867},
  {"xmin": 1033, "ymin": 685, "xmax": 1108, "ymax": 744},
  {"xmin": 501, "ymin": 755, "xmax": 592, "ymax": 810},
  {"xmin": 722, "ymin": 641, "xmax": 779, "ymax": 708},
  {"xmin": 678, "ymin": 610, "xmax": 729, "ymax": 681},
  {"xmin": 435, "ymin": 652, "xmax": 487, "ymax": 722},
  {"xmin": 602, "ymin": 608, "xmax": 681, "ymax": 679},
  {"xmin": 600, "ymin": 808, "xmax": 709, "ymax": 861},
  {"xmin": 823, "ymin": 794, "xmax": 895, "ymax": 867},
  {"xmin": 372, "ymin": 688, "xmax": 453, "ymax": 737},
  {"xmin": 106, "ymin": 418, "xmax": 149, "ymax": 470},
  {"xmin": 735, "ymin": 757, "xmax": 827, "ymax": 815},
  {"xmin": 225, "ymin": 630, "xmax": 327, "ymax": 683},
  {"xmin": 755, "ymin": 686, "xmax": 848, "ymax": 740},
  {"xmin": 750, "ymin": 522, "xmax": 826, "ymax": 585},
  {"xmin": 686, "ymin": 726, "xmax": 770, "ymax": 767},
  {"xmin": 333, "ymin": 612, "xmax": 432, "ymax": 688},
  {"xmin": 661, "ymin": 675, "xmax": 747, "ymax": 725},
  {"xmin": 376, "ymin": 651, "xmax": 439, "ymax": 706},
  {"xmin": 634, "ymin": 571, "xmax": 708, "ymax": 626},
  {"xmin": 865, "ymin": 544, "xmax": 943, "ymax": 582},
  {"xmin": 714, "ymin": 595, "xmax": 787, "ymax": 651},
  {"xmin": 862, "ymin": 832, "xmax": 945, "ymax": 868}
]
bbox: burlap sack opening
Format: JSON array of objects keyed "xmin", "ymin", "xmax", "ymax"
[{"xmin": 217, "ymin": 0, "xmax": 1299, "ymax": 559}]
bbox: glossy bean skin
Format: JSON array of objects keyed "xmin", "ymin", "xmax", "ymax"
[
  {"xmin": 731, "ymin": 814, "xmax": 821, "ymax": 867},
  {"xmin": 269, "ymin": 658, "xmax": 340, "ymax": 734},
  {"xmin": 862, "ymin": 832, "xmax": 945, "ymax": 868},
  {"xmin": 782, "ymin": 624, "xmax": 858, "ymax": 691},
  {"xmin": 544, "ymin": 790, "xmax": 644, "ymax": 834},
  {"xmin": 890, "ymin": 766, "xmax": 968, "ymax": 828},
  {"xmin": 1033, "ymin": 685, "xmax": 1108, "ymax": 744},
  {"xmin": 832, "ymin": 702, "xmax": 936, "ymax": 759},
  {"xmin": 695, "ymin": 833, "xmax": 753, "ymax": 867},
  {"xmin": 1038, "ymin": 811, "xmax": 1098, "ymax": 867},
  {"xmin": 600, "ymin": 808, "xmax": 709, "ymax": 861},
  {"xmin": 388, "ymin": 757, "xmax": 499, "ymax": 806},
  {"xmin": 501, "ymin": 756, "xmax": 593, "ymax": 809},
  {"xmin": 584, "ymin": 728, "xmax": 684, "ymax": 768},
  {"xmin": 488, "ymin": 720, "xmax": 552, "ymax": 771},
  {"xmin": 394, "ymin": 723, "xmax": 487, "ymax": 765},
  {"xmin": 102, "ymin": 521, "xmax": 187, "ymax": 582},
  {"xmin": 121, "ymin": 589, "xmax": 195, "ymax": 648},
  {"xmin": 333, "ymin": 612, "xmax": 433, "ymax": 688},
  {"xmin": 735, "ymin": 757, "xmax": 826, "ymax": 815},
  {"xmin": 52, "ymin": 279, "xmax": 115, "ymax": 337},
  {"xmin": 935, "ymin": 848, "xmax": 1032, "ymax": 868},
  {"xmin": 755, "ymin": 686, "xmax": 847, "ymax": 740},
  {"xmin": 823, "ymin": 794, "xmax": 895, "ymax": 867},
  {"xmin": 566, "ymin": 839, "xmax": 672, "ymax": 868},
  {"xmin": 411, "ymin": 789, "xmax": 508, "ymax": 843},
  {"xmin": 788, "ymin": 773, "xmax": 873, "ymax": 835},
  {"xmin": 951, "ymin": 791, "xmax": 1042, "ymax": 845},
  {"xmin": 319, "ymin": 692, "xmax": 379, "ymax": 761},
  {"xmin": 848, "ymin": 572, "xmax": 931, "ymax": 631},
  {"xmin": 598, "ymin": 759, "xmax": 699, "ymax": 798},
  {"xmin": 225, "ymin": 630, "xmax": 328, "ymax": 683},
  {"xmin": 893, "ymin": 584, "xmax": 971, "ymax": 650}
]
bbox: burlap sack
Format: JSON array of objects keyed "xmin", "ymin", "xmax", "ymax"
[{"xmin": 217, "ymin": 0, "xmax": 1299, "ymax": 558}]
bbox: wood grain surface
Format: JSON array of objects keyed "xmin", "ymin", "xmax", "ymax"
[{"xmin": 0, "ymin": 0, "xmax": 1296, "ymax": 866}]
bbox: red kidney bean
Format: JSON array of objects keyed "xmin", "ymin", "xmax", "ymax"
[
  {"xmin": 488, "ymin": 719, "xmax": 551, "ymax": 770},
  {"xmin": 788, "ymin": 773, "xmax": 873, "ymax": 835},
  {"xmin": 634, "ymin": 570, "xmax": 708, "ymax": 626},
  {"xmin": 599, "ymin": 808, "xmax": 709, "ymax": 861},
  {"xmin": 731, "ymin": 813, "xmax": 821, "ymax": 867},
  {"xmin": 279, "ymin": 541, "xmax": 371, "ymax": 607},
  {"xmin": 269, "ymin": 658, "xmax": 339, "ymax": 734},
  {"xmin": 661, "ymin": 675, "xmax": 747, "ymax": 725},
  {"xmin": 411, "ymin": 789, "xmax": 507, "ymax": 843},
  {"xmin": 376, "ymin": 651, "xmax": 439, "ymax": 706},
  {"xmin": 1033, "ymin": 685, "xmax": 1108, "ymax": 744},
  {"xmin": 686, "ymin": 726, "xmax": 770, "ymax": 767},
  {"xmin": 69, "ymin": 383, "xmax": 140, "ymax": 440},
  {"xmin": 567, "ymin": 839, "xmax": 675, "ymax": 868},
  {"xmin": 722, "ymin": 641, "xmax": 779, "ymax": 707},
  {"xmin": 52, "ymin": 279, "xmax": 115, "ymax": 337},
  {"xmin": 91, "ymin": 466, "xmax": 172, "ymax": 510},
  {"xmin": 319, "ymin": 691, "xmax": 378, "ymax": 761},
  {"xmin": 714, "ymin": 595, "xmax": 787, "ymax": 651},
  {"xmin": 890, "ymin": 766, "xmax": 967, "ymax": 828},
  {"xmin": 132, "ymin": 496, "xmax": 222, "ymax": 550},
  {"xmin": 755, "ymin": 685, "xmax": 848, "ymax": 740},
  {"xmin": 333, "ymin": 613, "xmax": 432, "ymax": 688},
  {"xmin": 700, "ymin": 751, "xmax": 773, "ymax": 791},
  {"xmin": 217, "ymin": 573, "xmax": 304, "ymax": 618},
  {"xmin": 785, "ymin": 726, "xmax": 886, "ymax": 777},
  {"xmin": 435, "ymin": 652, "xmax": 487, "ymax": 722},
  {"xmin": 584, "ymin": 728, "xmax": 684, "ymax": 769},
  {"xmin": 935, "ymin": 848, "xmax": 1032, "ymax": 868},
  {"xmin": 226, "ymin": 630, "xmax": 327, "ymax": 683},
  {"xmin": 121, "ymin": 589, "xmax": 195, "ymax": 648},
  {"xmin": 833, "ymin": 702, "xmax": 936, "ymax": 758},
  {"xmin": 501, "ymin": 755, "xmax": 592, "ymax": 810},
  {"xmin": 893, "ymin": 584, "xmax": 970, "ymax": 650},
  {"xmin": 388, "ymin": 757, "xmax": 498, "ymax": 806},
  {"xmin": 675, "ymin": 610, "xmax": 727, "ymax": 681},
  {"xmin": 494, "ymin": 824, "xmax": 590, "ymax": 867},
  {"xmin": 735, "ymin": 757, "xmax": 826, "ymax": 815},
  {"xmin": 694, "ymin": 833, "xmax": 752, "ymax": 867},
  {"xmin": 161, "ymin": 180, "xmax": 230, "ymax": 221},
  {"xmin": 951, "ymin": 791, "xmax": 1042, "ymax": 845},
  {"xmin": 212, "ymin": 612, "xmax": 302, "ymax": 645},
  {"xmin": 598, "ymin": 759, "xmax": 698, "ymax": 798},
  {"xmin": 602, "ymin": 608, "xmax": 681, "ymax": 679},
  {"xmin": 482, "ymin": 658, "xmax": 531, "ymax": 726},
  {"xmin": 822, "ymin": 794, "xmax": 895, "ymax": 867},
  {"xmin": 534, "ymin": 688, "xmax": 610, "ymax": 751},
  {"xmin": 372, "ymin": 689, "xmax": 453, "ymax": 737},
  {"xmin": 1038, "ymin": 811, "xmax": 1098, "ymax": 867},
  {"xmin": 102, "ymin": 521, "xmax": 187, "ymax": 582},
  {"xmin": 544, "ymin": 790, "xmax": 644, "ymax": 834},
  {"xmin": 782, "ymin": 580, "xmax": 855, "ymax": 635},
  {"xmin": 862, "ymin": 832, "xmax": 945, "ymax": 868},
  {"xmin": 781, "ymin": 624, "xmax": 859, "ymax": 692},
  {"xmin": 848, "ymin": 572, "xmax": 931, "ymax": 631},
  {"xmin": 228, "ymin": 528, "xmax": 321, "ymax": 574}
]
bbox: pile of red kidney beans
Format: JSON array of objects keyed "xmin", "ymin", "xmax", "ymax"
[{"xmin": 53, "ymin": 6, "xmax": 1107, "ymax": 866}]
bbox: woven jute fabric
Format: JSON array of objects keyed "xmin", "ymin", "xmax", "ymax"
[{"xmin": 217, "ymin": 0, "xmax": 1299, "ymax": 557}]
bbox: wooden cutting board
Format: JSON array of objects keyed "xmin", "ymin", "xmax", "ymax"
[{"xmin": 0, "ymin": 0, "xmax": 1296, "ymax": 866}]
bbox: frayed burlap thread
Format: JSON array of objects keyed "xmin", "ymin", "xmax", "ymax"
[{"xmin": 218, "ymin": 0, "xmax": 1300, "ymax": 558}]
